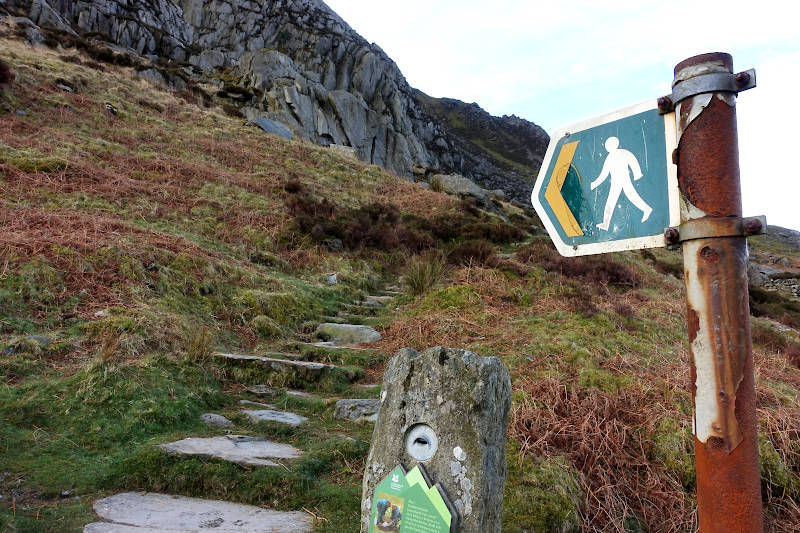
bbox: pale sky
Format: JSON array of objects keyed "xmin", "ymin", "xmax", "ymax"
[{"xmin": 324, "ymin": 0, "xmax": 800, "ymax": 230}]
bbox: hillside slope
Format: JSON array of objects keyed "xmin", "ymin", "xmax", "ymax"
[
  {"xmin": 2, "ymin": 28, "xmax": 800, "ymax": 533},
  {"xmin": 0, "ymin": 0, "xmax": 549, "ymax": 203}
]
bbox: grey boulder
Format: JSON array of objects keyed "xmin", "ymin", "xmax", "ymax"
[
  {"xmin": 334, "ymin": 399, "xmax": 379, "ymax": 422},
  {"xmin": 430, "ymin": 173, "xmax": 489, "ymax": 204}
]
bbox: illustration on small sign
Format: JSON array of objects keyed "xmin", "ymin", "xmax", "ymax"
[
  {"xmin": 590, "ymin": 136, "xmax": 653, "ymax": 231},
  {"xmin": 369, "ymin": 465, "xmax": 454, "ymax": 533}
]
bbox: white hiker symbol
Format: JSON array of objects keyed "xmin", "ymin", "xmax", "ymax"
[{"xmin": 590, "ymin": 136, "xmax": 653, "ymax": 231}]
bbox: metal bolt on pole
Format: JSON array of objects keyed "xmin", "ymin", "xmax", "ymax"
[{"xmin": 672, "ymin": 52, "xmax": 763, "ymax": 531}]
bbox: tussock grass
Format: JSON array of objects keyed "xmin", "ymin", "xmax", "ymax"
[{"xmin": 402, "ymin": 253, "xmax": 446, "ymax": 296}]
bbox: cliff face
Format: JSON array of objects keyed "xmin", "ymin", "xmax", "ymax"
[{"xmin": 1, "ymin": 0, "xmax": 549, "ymax": 203}]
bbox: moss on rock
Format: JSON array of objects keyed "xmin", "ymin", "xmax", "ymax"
[{"xmin": 503, "ymin": 446, "xmax": 582, "ymax": 533}]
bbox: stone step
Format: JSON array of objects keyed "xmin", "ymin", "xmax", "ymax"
[
  {"xmin": 243, "ymin": 408, "xmax": 308, "ymax": 426},
  {"xmin": 334, "ymin": 399, "xmax": 380, "ymax": 422},
  {"xmin": 353, "ymin": 299, "xmax": 384, "ymax": 308},
  {"xmin": 243, "ymin": 388, "xmax": 318, "ymax": 402},
  {"xmin": 334, "ymin": 312, "xmax": 367, "ymax": 323},
  {"xmin": 380, "ymin": 290, "xmax": 403, "ymax": 296},
  {"xmin": 158, "ymin": 435, "xmax": 301, "ymax": 467},
  {"xmin": 341, "ymin": 303, "xmax": 380, "ymax": 314},
  {"xmin": 215, "ymin": 353, "xmax": 337, "ymax": 379},
  {"xmin": 314, "ymin": 323, "xmax": 382, "ymax": 346},
  {"xmin": 364, "ymin": 295, "xmax": 394, "ymax": 304},
  {"xmin": 263, "ymin": 351, "xmax": 305, "ymax": 361},
  {"xmin": 240, "ymin": 399, "xmax": 275, "ymax": 408},
  {"xmin": 294, "ymin": 341, "xmax": 371, "ymax": 353},
  {"xmin": 246, "ymin": 384, "xmax": 278, "ymax": 396},
  {"xmin": 320, "ymin": 315, "xmax": 349, "ymax": 324},
  {"xmin": 84, "ymin": 492, "xmax": 312, "ymax": 532},
  {"xmin": 287, "ymin": 389, "xmax": 317, "ymax": 400}
]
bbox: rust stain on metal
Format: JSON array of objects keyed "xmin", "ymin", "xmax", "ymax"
[
  {"xmin": 677, "ymin": 97, "xmax": 741, "ymax": 217},
  {"xmin": 674, "ymin": 53, "xmax": 733, "ymax": 79},
  {"xmin": 687, "ymin": 308, "xmax": 699, "ymax": 343}
]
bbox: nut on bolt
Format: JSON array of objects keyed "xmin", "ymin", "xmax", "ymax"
[
  {"xmin": 657, "ymin": 96, "xmax": 673, "ymax": 113},
  {"xmin": 744, "ymin": 217, "xmax": 763, "ymax": 235},
  {"xmin": 664, "ymin": 227, "xmax": 680, "ymax": 244},
  {"xmin": 735, "ymin": 71, "xmax": 751, "ymax": 86}
]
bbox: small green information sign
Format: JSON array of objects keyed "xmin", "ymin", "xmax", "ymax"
[
  {"xmin": 369, "ymin": 465, "xmax": 455, "ymax": 533},
  {"xmin": 531, "ymin": 99, "xmax": 679, "ymax": 256}
]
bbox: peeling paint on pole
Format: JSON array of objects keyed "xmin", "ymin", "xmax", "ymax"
[{"xmin": 684, "ymin": 238, "xmax": 747, "ymax": 449}]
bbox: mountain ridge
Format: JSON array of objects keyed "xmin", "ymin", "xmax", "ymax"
[{"xmin": 0, "ymin": 0, "xmax": 549, "ymax": 203}]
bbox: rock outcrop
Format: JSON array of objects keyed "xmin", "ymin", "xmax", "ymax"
[{"xmin": 1, "ymin": 0, "xmax": 549, "ymax": 203}]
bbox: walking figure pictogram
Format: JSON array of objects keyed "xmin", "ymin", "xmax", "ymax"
[{"xmin": 590, "ymin": 136, "xmax": 653, "ymax": 231}]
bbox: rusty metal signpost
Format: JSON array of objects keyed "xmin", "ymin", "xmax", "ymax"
[{"xmin": 532, "ymin": 52, "xmax": 765, "ymax": 531}]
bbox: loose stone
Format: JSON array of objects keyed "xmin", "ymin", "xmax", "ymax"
[
  {"xmin": 200, "ymin": 413, "xmax": 233, "ymax": 427},
  {"xmin": 314, "ymin": 323, "xmax": 381, "ymax": 345},
  {"xmin": 243, "ymin": 409, "xmax": 308, "ymax": 426}
]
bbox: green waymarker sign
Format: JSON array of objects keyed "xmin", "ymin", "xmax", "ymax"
[
  {"xmin": 531, "ymin": 100, "xmax": 679, "ymax": 256},
  {"xmin": 369, "ymin": 465, "xmax": 455, "ymax": 533}
]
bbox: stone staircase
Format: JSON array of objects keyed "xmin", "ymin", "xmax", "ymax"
[{"xmin": 82, "ymin": 287, "xmax": 401, "ymax": 532}]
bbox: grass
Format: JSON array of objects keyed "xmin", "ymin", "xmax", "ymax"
[
  {"xmin": 1, "ymin": 30, "xmax": 800, "ymax": 532},
  {"xmin": 402, "ymin": 253, "xmax": 446, "ymax": 296}
]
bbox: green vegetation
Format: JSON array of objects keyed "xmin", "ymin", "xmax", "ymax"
[
  {"xmin": 2, "ymin": 34, "xmax": 799, "ymax": 532},
  {"xmin": 402, "ymin": 254, "xmax": 446, "ymax": 296}
]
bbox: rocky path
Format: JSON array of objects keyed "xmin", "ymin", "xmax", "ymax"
[{"xmin": 82, "ymin": 287, "xmax": 399, "ymax": 532}]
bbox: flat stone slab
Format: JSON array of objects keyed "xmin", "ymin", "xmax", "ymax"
[
  {"xmin": 287, "ymin": 390, "xmax": 317, "ymax": 399},
  {"xmin": 381, "ymin": 290, "xmax": 403, "ymax": 296},
  {"xmin": 264, "ymin": 351, "xmax": 305, "ymax": 360},
  {"xmin": 240, "ymin": 399, "xmax": 275, "ymax": 408},
  {"xmin": 84, "ymin": 492, "xmax": 312, "ymax": 532},
  {"xmin": 353, "ymin": 299, "xmax": 383, "ymax": 308},
  {"xmin": 334, "ymin": 399, "xmax": 380, "ymax": 422},
  {"xmin": 321, "ymin": 315, "xmax": 349, "ymax": 324},
  {"xmin": 243, "ymin": 409, "xmax": 307, "ymax": 426},
  {"xmin": 158, "ymin": 435, "xmax": 301, "ymax": 466},
  {"xmin": 365, "ymin": 295, "xmax": 394, "ymax": 303},
  {"xmin": 215, "ymin": 353, "xmax": 335, "ymax": 378},
  {"xmin": 247, "ymin": 384, "xmax": 278, "ymax": 396},
  {"xmin": 314, "ymin": 323, "xmax": 381, "ymax": 345},
  {"xmin": 201, "ymin": 413, "xmax": 233, "ymax": 428}
]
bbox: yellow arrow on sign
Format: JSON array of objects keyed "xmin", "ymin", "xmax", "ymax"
[{"xmin": 544, "ymin": 141, "xmax": 584, "ymax": 237}]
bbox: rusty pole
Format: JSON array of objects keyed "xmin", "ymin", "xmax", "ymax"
[{"xmin": 672, "ymin": 52, "xmax": 763, "ymax": 531}]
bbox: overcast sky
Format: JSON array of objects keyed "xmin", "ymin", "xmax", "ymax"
[{"xmin": 324, "ymin": 0, "xmax": 800, "ymax": 230}]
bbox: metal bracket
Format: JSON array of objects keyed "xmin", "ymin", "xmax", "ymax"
[
  {"xmin": 664, "ymin": 215, "xmax": 766, "ymax": 244},
  {"xmin": 657, "ymin": 68, "xmax": 756, "ymax": 114}
]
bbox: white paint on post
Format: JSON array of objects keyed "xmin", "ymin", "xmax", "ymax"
[
  {"xmin": 683, "ymin": 239, "xmax": 742, "ymax": 448},
  {"xmin": 684, "ymin": 239, "xmax": 717, "ymax": 443}
]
